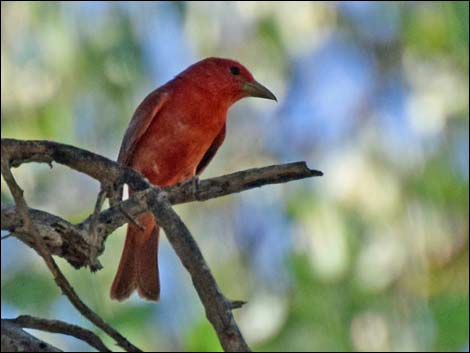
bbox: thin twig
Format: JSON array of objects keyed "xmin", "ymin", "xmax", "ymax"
[
  {"xmin": 229, "ymin": 300, "xmax": 247, "ymax": 310},
  {"xmin": 5, "ymin": 315, "xmax": 111, "ymax": 352}
]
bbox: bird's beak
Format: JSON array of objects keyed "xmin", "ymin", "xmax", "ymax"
[{"xmin": 243, "ymin": 80, "xmax": 277, "ymax": 101}]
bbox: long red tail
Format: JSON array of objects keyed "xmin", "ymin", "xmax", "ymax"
[{"xmin": 110, "ymin": 212, "xmax": 160, "ymax": 301}]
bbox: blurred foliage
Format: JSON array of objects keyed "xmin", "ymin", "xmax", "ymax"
[{"xmin": 1, "ymin": 1, "xmax": 468, "ymax": 352}]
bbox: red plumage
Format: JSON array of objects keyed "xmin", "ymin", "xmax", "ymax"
[{"xmin": 110, "ymin": 57, "xmax": 276, "ymax": 301}]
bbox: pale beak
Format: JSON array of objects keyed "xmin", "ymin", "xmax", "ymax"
[{"xmin": 243, "ymin": 80, "xmax": 277, "ymax": 101}]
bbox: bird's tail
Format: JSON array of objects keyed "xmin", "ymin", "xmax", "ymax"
[{"xmin": 110, "ymin": 212, "xmax": 160, "ymax": 301}]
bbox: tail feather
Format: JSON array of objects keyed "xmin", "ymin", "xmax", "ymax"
[
  {"xmin": 110, "ymin": 213, "xmax": 160, "ymax": 301},
  {"xmin": 110, "ymin": 225, "xmax": 138, "ymax": 301},
  {"xmin": 137, "ymin": 226, "xmax": 160, "ymax": 300}
]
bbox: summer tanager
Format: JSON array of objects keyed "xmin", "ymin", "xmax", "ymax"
[{"xmin": 110, "ymin": 57, "xmax": 276, "ymax": 301}]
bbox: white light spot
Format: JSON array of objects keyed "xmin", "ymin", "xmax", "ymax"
[{"xmin": 122, "ymin": 184, "xmax": 129, "ymax": 201}]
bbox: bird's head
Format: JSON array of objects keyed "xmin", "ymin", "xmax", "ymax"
[{"xmin": 178, "ymin": 57, "xmax": 277, "ymax": 104}]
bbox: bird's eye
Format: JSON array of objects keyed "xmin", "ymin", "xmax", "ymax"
[{"xmin": 230, "ymin": 66, "xmax": 240, "ymax": 75}]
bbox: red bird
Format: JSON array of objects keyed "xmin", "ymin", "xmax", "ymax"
[{"xmin": 110, "ymin": 57, "xmax": 276, "ymax": 301}]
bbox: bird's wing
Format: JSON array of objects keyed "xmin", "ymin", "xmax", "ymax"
[
  {"xmin": 196, "ymin": 123, "xmax": 226, "ymax": 175},
  {"xmin": 118, "ymin": 89, "xmax": 170, "ymax": 166}
]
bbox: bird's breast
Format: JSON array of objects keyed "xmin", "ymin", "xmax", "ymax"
[{"xmin": 131, "ymin": 103, "xmax": 226, "ymax": 186}]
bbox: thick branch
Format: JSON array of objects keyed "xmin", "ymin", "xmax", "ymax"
[
  {"xmin": 1, "ymin": 319, "xmax": 62, "ymax": 352},
  {"xmin": 4, "ymin": 316, "xmax": 111, "ymax": 352},
  {"xmin": 1, "ymin": 205, "xmax": 92, "ymax": 269},
  {"xmin": 148, "ymin": 191, "xmax": 250, "ymax": 352},
  {"xmin": 1, "ymin": 138, "xmax": 150, "ymax": 191}
]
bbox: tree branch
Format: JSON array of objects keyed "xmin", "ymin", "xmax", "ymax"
[
  {"xmin": 1, "ymin": 205, "xmax": 93, "ymax": 269},
  {"xmin": 1, "ymin": 138, "xmax": 323, "ymax": 352},
  {"xmin": 1, "ymin": 138, "xmax": 322, "ymax": 199},
  {"xmin": 0, "ymin": 157, "xmax": 142, "ymax": 353},
  {"xmin": 1, "ymin": 319, "xmax": 62, "ymax": 352},
  {"xmin": 164, "ymin": 161, "xmax": 322, "ymax": 204},
  {"xmin": 3, "ymin": 315, "xmax": 111, "ymax": 352},
  {"xmin": 147, "ymin": 191, "xmax": 251, "ymax": 352},
  {"xmin": 2, "ymin": 139, "xmax": 321, "ymax": 271}
]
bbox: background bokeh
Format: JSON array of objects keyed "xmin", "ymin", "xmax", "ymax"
[{"xmin": 1, "ymin": 1, "xmax": 468, "ymax": 351}]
